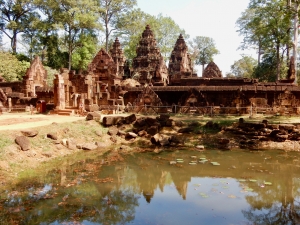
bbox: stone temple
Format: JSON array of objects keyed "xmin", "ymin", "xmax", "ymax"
[{"xmin": 0, "ymin": 25, "xmax": 300, "ymax": 116}]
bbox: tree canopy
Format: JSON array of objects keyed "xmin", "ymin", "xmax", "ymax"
[
  {"xmin": 236, "ymin": 0, "xmax": 297, "ymax": 81},
  {"xmin": 188, "ymin": 36, "xmax": 219, "ymax": 73},
  {"xmin": 230, "ymin": 55, "xmax": 258, "ymax": 78},
  {"xmin": 0, "ymin": 51, "xmax": 29, "ymax": 81}
]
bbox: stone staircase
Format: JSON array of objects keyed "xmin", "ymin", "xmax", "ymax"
[{"xmin": 51, "ymin": 107, "xmax": 77, "ymax": 116}]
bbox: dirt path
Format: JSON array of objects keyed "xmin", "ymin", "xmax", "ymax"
[{"xmin": 0, "ymin": 112, "xmax": 86, "ymax": 131}]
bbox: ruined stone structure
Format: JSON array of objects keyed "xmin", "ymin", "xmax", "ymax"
[
  {"xmin": 132, "ymin": 25, "xmax": 169, "ymax": 86},
  {"xmin": 53, "ymin": 38, "xmax": 127, "ymax": 113},
  {"xmin": 0, "ymin": 56, "xmax": 53, "ymax": 110},
  {"xmin": 202, "ymin": 61, "xmax": 222, "ymax": 78},
  {"xmin": 168, "ymin": 34, "xmax": 195, "ymax": 85},
  {"xmin": 2, "ymin": 25, "xmax": 300, "ymax": 116},
  {"xmin": 23, "ymin": 56, "xmax": 48, "ymax": 97}
]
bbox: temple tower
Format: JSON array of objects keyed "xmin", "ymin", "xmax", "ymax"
[
  {"xmin": 109, "ymin": 37, "xmax": 126, "ymax": 77},
  {"xmin": 202, "ymin": 61, "xmax": 222, "ymax": 78},
  {"xmin": 132, "ymin": 25, "xmax": 169, "ymax": 85},
  {"xmin": 168, "ymin": 34, "xmax": 194, "ymax": 84}
]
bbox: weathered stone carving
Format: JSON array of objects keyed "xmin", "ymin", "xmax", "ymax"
[
  {"xmin": 202, "ymin": 61, "xmax": 222, "ymax": 78},
  {"xmin": 168, "ymin": 34, "xmax": 194, "ymax": 84},
  {"xmin": 23, "ymin": 56, "xmax": 48, "ymax": 97},
  {"xmin": 109, "ymin": 37, "xmax": 126, "ymax": 77},
  {"xmin": 132, "ymin": 25, "xmax": 169, "ymax": 85}
]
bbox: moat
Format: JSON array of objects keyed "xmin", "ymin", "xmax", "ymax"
[{"xmin": 1, "ymin": 149, "xmax": 300, "ymax": 225}]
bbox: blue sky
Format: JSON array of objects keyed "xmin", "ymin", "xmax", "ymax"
[{"xmin": 136, "ymin": 0, "xmax": 256, "ymax": 75}]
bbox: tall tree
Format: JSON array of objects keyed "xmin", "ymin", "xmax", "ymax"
[
  {"xmin": 237, "ymin": 0, "xmax": 292, "ymax": 81},
  {"xmin": 189, "ymin": 36, "xmax": 219, "ymax": 73},
  {"xmin": 230, "ymin": 55, "xmax": 258, "ymax": 78},
  {"xmin": 152, "ymin": 14, "xmax": 188, "ymax": 60},
  {"xmin": 288, "ymin": 0, "xmax": 300, "ymax": 83},
  {"xmin": 0, "ymin": 0, "xmax": 36, "ymax": 53},
  {"xmin": 44, "ymin": 0, "xmax": 100, "ymax": 70},
  {"xmin": 72, "ymin": 32, "xmax": 98, "ymax": 71},
  {"xmin": 98, "ymin": 0, "xmax": 137, "ymax": 52}
]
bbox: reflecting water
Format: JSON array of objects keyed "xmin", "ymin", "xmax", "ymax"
[{"xmin": 1, "ymin": 149, "xmax": 300, "ymax": 225}]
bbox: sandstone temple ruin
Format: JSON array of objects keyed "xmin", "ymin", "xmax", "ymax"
[{"xmin": 1, "ymin": 25, "xmax": 300, "ymax": 115}]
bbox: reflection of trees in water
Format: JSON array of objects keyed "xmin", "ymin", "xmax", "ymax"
[
  {"xmin": 0, "ymin": 186, "xmax": 139, "ymax": 225},
  {"xmin": 243, "ymin": 164, "xmax": 300, "ymax": 225}
]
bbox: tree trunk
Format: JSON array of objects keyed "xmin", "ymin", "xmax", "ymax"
[
  {"xmin": 11, "ymin": 31, "xmax": 17, "ymax": 54},
  {"xmin": 276, "ymin": 42, "xmax": 281, "ymax": 81},
  {"xmin": 293, "ymin": 2, "xmax": 299, "ymax": 84},
  {"xmin": 68, "ymin": 29, "xmax": 72, "ymax": 70}
]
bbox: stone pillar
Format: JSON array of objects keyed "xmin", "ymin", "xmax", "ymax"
[
  {"xmin": 54, "ymin": 74, "xmax": 65, "ymax": 110},
  {"xmin": 8, "ymin": 98, "xmax": 12, "ymax": 112}
]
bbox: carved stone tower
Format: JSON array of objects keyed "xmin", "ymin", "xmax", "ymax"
[
  {"xmin": 132, "ymin": 25, "xmax": 169, "ymax": 85},
  {"xmin": 202, "ymin": 61, "xmax": 222, "ymax": 78},
  {"xmin": 109, "ymin": 37, "xmax": 126, "ymax": 77},
  {"xmin": 168, "ymin": 34, "xmax": 193, "ymax": 84}
]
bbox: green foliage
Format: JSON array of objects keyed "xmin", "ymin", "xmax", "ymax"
[
  {"xmin": 98, "ymin": 0, "xmax": 137, "ymax": 51},
  {"xmin": 237, "ymin": 0, "xmax": 293, "ymax": 80},
  {"xmin": 44, "ymin": 66, "xmax": 57, "ymax": 87},
  {"xmin": 71, "ymin": 33, "xmax": 98, "ymax": 71},
  {"xmin": 230, "ymin": 55, "xmax": 258, "ymax": 78},
  {"xmin": 116, "ymin": 10, "xmax": 187, "ymax": 63},
  {"xmin": 0, "ymin": 51, "xmax": 29, "ymax": 81},
  {"xmin": 189, "ymin": 36, "xmax": 219, "ymax": 72},
  {"xmin": 0, "ymin": 0, "xmax": 37, "ymax": 53},
  {"xmin": 252, "ymin": 53, "xmax": 280, "ymax": 82},
  {"xmin": 152, "ymin": 14, "xmax": 188, "ymax": 59}
]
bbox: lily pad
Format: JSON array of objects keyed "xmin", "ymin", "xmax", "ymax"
[
  {"xmin": 176, "ymin": 159, "xmax": 184, "ymax": 161},
  {"xmin": 169, "ymin": 161, "xmax": 176, "ymax": 165},
  {"xmin": 249, "ymin": 179, "xmax": 257, "ymax": 182},
  {"xmin": 264, "ymin": 181, "xmax": 272, "ymax": 185},
  {"xmin": 238, "ymin": 179, "xmax": 246, "ymax": 182},
  {"xmin": 228, "ymin": 194, "xmax": 236, "ymax": 199},
  {"xmin": 244, "ymin": 187, "xmax": 254, "ymax": 192},
  {"xmin": 199, "ymin": 192, "xmax": 209, "ymax": 198},
  {"xmin": 190, "ymin": 156, "xmax": 197, "ymax": 159},
  {"xmin": 211, "ymin": 162, "xmax": 220, "ymax": 166},
  {"xmin": 199, "ymin": 157, "xmax": 207, "ymax": 160},
  {"xmin": 189, "ymin": 162, "xmax": 197, "ymax": 165},
  {"xmin": 199, "ymin": 159, "xmax": 208, "ymax": 163}
]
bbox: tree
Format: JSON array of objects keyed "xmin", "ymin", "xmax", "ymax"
[
  {"xmin": 97, "ymin": 0, "xmax": 137, "ymax": 52},
  {"xmin": 0, "ymin": 0, "xmax": 36, "ymax": 53},
  {"xmin": 40, "ymin": 0, "xmax": 100, "ymax": 70},
  {"xmin": 152, "ymin": 14, "xmax": 188, "ymax": 60},
  {"xmin": 114, "ymin": 8, "xmax": 154, "ymax": 61},
  {"xmin": 0, "ymin": 50, "xmax": 29, "ymax": 81},
  {"xmin": 237, "ymin": 0, "xmax": 293, "ymax": 81},
  {"xmin": 287, "ymin": 0, "xmax": 300, "ymax": 83},
  {"xmin": 115, "ymin": 10, "xmax": 187, "ymax": 62},
  {"xmin": 189, "ymin": 36, "xmax": 219, "ymax": 73},
  {"xmin": 252, "ymin": 52, "xmax": 278, "ymax": 82},
  {"xmin": 230, "ymin": 55, "xmax": 257, "ymax": 78},
  {"xmin": 72, "ymin": 32, "xmax": 98, "ymax": 71}
]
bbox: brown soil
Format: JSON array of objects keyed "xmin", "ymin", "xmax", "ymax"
[{"xmin": 0, "ymin": 112, "xmax": 86, "ymax": 130}]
